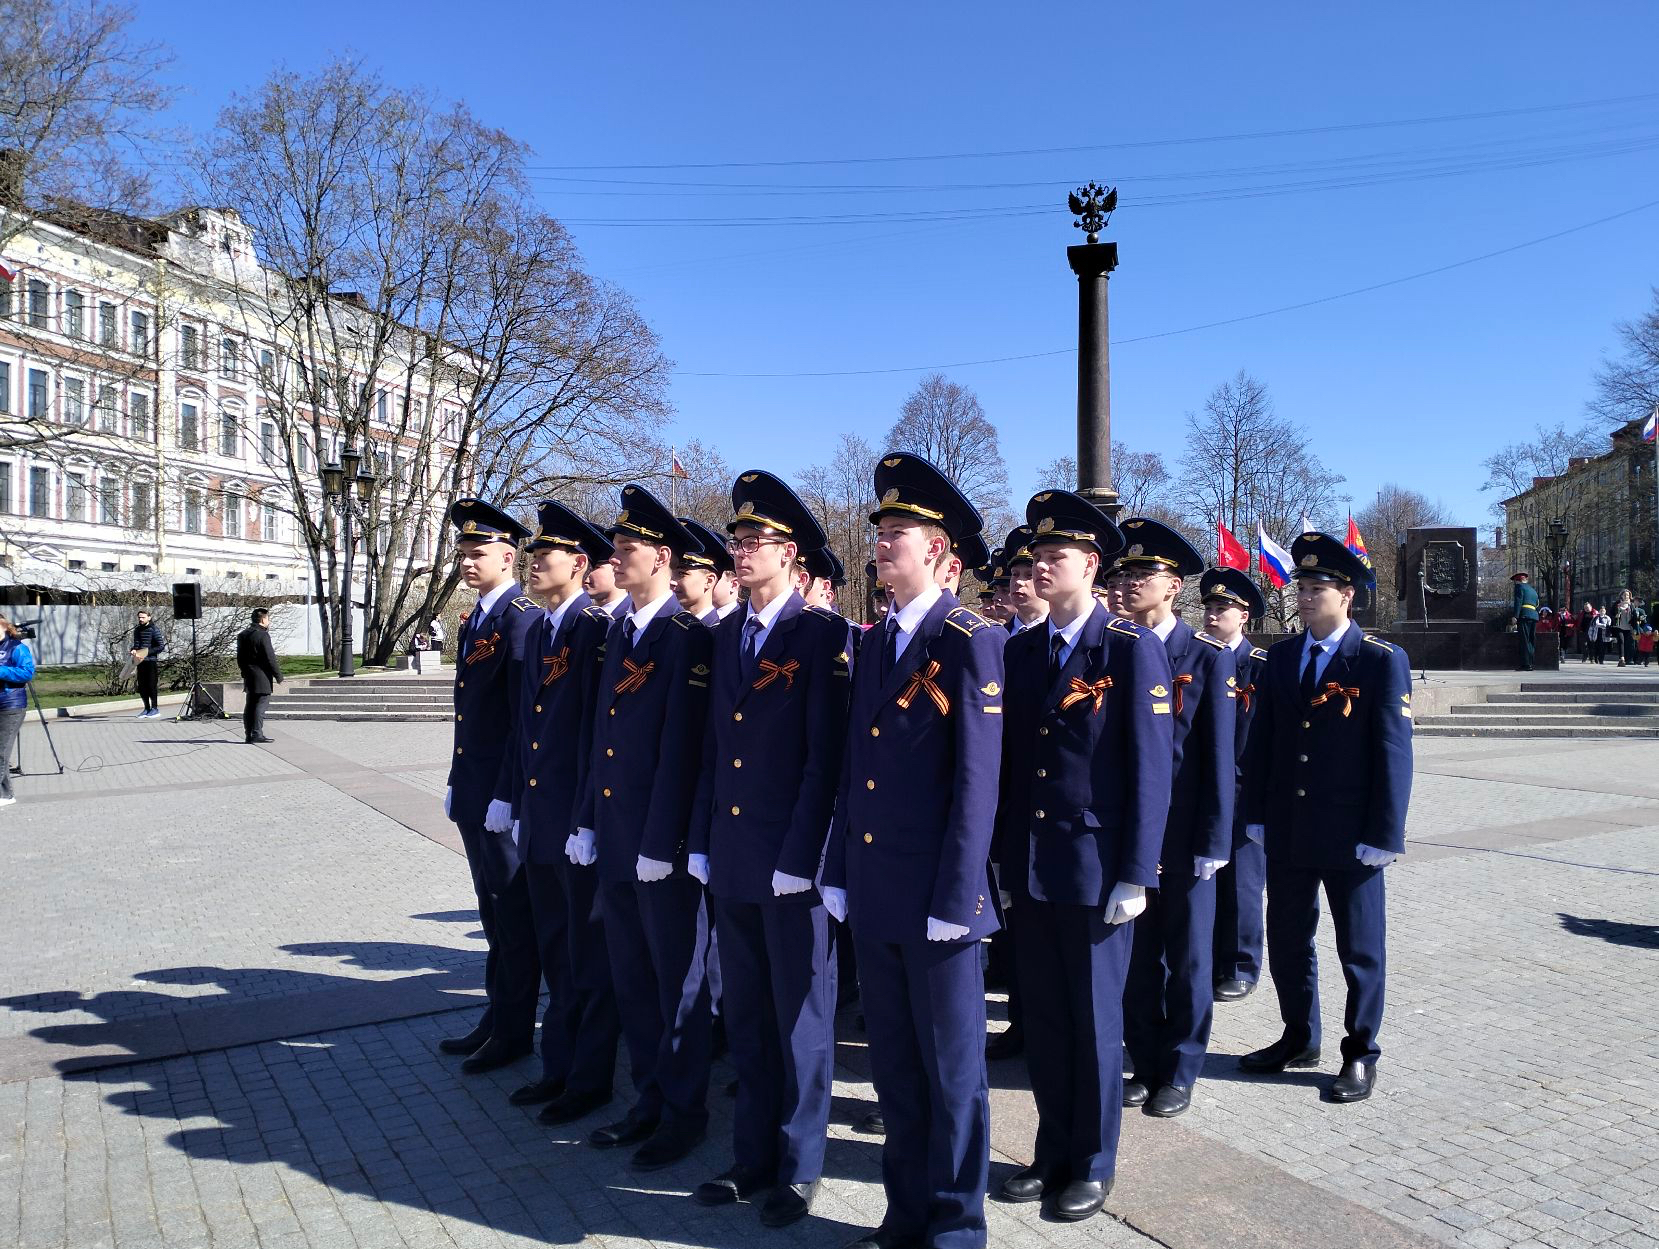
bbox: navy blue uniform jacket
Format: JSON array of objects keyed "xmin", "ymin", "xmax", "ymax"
[
  {"xmin": 575, "ymin": 604, "xmax": 714, "ymax": 882},
  {"xmin": 995, "ymin": 604, "xmax": 1174, "ymax": 903},
  {"xmin": 1161, "ymin": 620, "xmax": 1237, "ymax": 865},
  {"xmin": 823, "ymin": 594, "xmax": 1004, "ymax": 943},
  {"xmin": 449, "ymin": 585, "xmax": 540, "ymax": 825},
  {"xmin": 502, "ymin": 592, "xmax": 613, "ymax": 864},
  {"xmin": 1242, "ymin": 626, "xmax": 1413, "ymax": 867},
  {"xmin": 689, "ymin": 595, "xmax": 852, "ymax": 903},
  {"xmin": 1230, "ymin": 643, "xmax": 1268, "ymax": 834}
]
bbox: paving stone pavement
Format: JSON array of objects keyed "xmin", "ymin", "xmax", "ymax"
[{"xmin": 1, "ymin": 711, "xmax": 1656, "ymax": 1248}]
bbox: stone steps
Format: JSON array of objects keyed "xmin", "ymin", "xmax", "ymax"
[
  {"xmin": 265, "ymin": 706, "xmax": 453, "ymax": 723},
  {"xmin": 1415, "ymin": 721, "xmax": 1659, "ymax": 738},
  {"xmin": 265, "ymin": 673, "xmax": 456, "ymax": 721},
  {"xmin": 1486, "ymin": 691, "xmax": 1659, "ymax": 705},
  {"xmin": 1416, "ymin": 677, "xmax": 1659, "ymax": 737},
  {"xmin": 1449, "ymin": 703, "xmax": 1659, "ymax": 718}
]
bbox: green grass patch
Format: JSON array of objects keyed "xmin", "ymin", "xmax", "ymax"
[{"xmin": 29, "ymin": 655, "xmax": 341, "ymax": 709}]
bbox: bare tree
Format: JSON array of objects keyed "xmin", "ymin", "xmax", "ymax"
[
  {"xmin": 1354, "ymin": 484, "xmax": 1456, "ymax": 619},
  {"xmin": 799, "ymin": 433, "xmax": 878, "ymax": 618},
  {"xmin": 884, "ymin": 373, "xmax": 1009, "ymax": 520},
  {"xmin": 1479, "ymin": 421, "xmax": 1604, "ymax": 515},
  {"xmin": 1034, "ymin": 443, "xmax": 1169, "ymax": 514},
  {"xmin": 1589, "ymin": 287, "xmax": 1659, "ymax": 427}
]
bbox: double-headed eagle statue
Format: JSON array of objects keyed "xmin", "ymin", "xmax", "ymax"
[{"xmin": 1068, "ymin": 182, "xmax": 1118, "ymax": 244}]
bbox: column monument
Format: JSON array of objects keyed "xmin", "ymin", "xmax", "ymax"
[{"xmin": 1068, "ymin": 181, "xmax": 1120, "ymax": 514}]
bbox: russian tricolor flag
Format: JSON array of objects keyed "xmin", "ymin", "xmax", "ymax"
[
  {"xmin": 1644, "ymin": 412, "xmax": 1657, "ymax": 444},
  {"xmin": 1258, "ymin": 521, "xmax": 1293, "ymax": 588}
]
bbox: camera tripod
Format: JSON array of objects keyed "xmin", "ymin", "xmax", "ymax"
[{"xmin": 9, "ymin": 681, "xmax": 65, "ymax": 777}]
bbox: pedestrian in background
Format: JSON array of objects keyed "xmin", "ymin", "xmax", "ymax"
[
  {"xmin": 1591, "ymin": 605, "xmax": 1611, "ymax": 664},
  {"xmin": 131, "ymin": 609, "xmax": 166, "ymax": 718},
  {"xmin": 427, "ymin": 615, "xmax": 446, "ymax": 660},
  {"xmin": 235, "ymin": 608, "xmax": 284, "ymax": 744},
  {"xmin": 1614, "ymin": 590, "xmax": 1637, "ymax": 667},
  {"xmin": 1637, "ymin": 625, "xmax": 1655, "ymax": 668},
  {"xmin": 0, "ymin": 614, "xmax": 37, "ymax": 807},
  {"xmin": 1577, "ymin": 601, "xmax": 1594, "ymax": 661}
]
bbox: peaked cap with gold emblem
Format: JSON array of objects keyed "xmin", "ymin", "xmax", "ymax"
[
  {"xmin": 802, "ymin": 545, "xmax": 846, "ymax": 585},
  {"xmin": 606, "ymin": 483, "xmax": 694, "ymax": 551},
  {"xmin": 527, "ymin": 499, "xmax": 611, "ymax": 563},
  {"xmin": 1290, "ymin": 531, "xmax": 1374, "ymax": 589},
  {"xmin": 449, "ymin": 498, "xmax": 531, "ymax": 546},
  {"xmin": 1025, "ymin": 489, "xmax": 1125, "ymax": 561},
  {"xmin": 1111, "ymin": 516, "xmax": 1203, "ymax": 579},
  {"xmin": 869, "ymin": 451, "xmax": 983, "ymax": 542},
  {"xmin": 727, "ymin": 469, "xmax": 828, "ymax": 550},
  {"xmin": 954, "ymin": 529, "xmax": 990, "ymax": 571},
  {"xmin": 675, "ymin": 517, "xmax": 734, "ymax": 574},
  {"xmin": 1199, "ymin": 566, "xmax": 1266, "ymax": 618}
]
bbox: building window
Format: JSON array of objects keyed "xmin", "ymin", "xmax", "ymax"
[
  {"xmin": 29, "ymin": 466, "xmax": 50, "ymax": 517},
  {"xmin": 64, "ymin": 377, "xmax": 86, "ymax": 427},
  {"xmin": 376, "ymin": 390, "xmax": 388, "ymax": 424},
  {"xmin": 131, "ymin": 480, "xmax": 154, "ymax": 529},
  {"xmin": 219, "ymin": 411, "xmax": 239, "ymax": 457},
  {"xmin": 65, "ymin": 290, "xmax": 85, "ymax": 339},
  {"xmin": 134, "ymin": 563, "xmax": 150, "ymax": 572},
  {"xmin": 28, "ymin": 369, "xmax": 48, "ymax": 419},
  {"xmin": 258, "ymin": 348, "xmax": 274, "ymax": 384},
  {"xmin": 130, "ymin": 392, "xmax": 151, "ymax": 440},
  {"xmin": 263, "ymin": 502, "xmax": 279, "ymax": 542},
  {"xmin": 0, "ymin": 361, "xmax": 10, "ymax": 413},
  {"xmin": 27, "ymin": 279, "xmax": 48, "ymax": 328},
  {"xmin": 443, "ymin": 408, "xmax": 459, "ymax": 441},
  {"xmin": 181, "ymin": 325, "xmax": 199, "ymax": 370},
  {"xmin": 68, "ymin": 559, "xmax": 85, "ymax": 570},
  {"xmin": 130, "ymin": 310, "xmax": 150, "ymax": 354},
  {"xmin": 96, "ymin": 384, "xmax": 117, "ymax": 433},
  {"xmin": 179, "ymin": 402, "xmax": 199, "ymax": 450},
  {"xmin": 99, "ymin": 476, "xmax": 120, "ymax": 525},
  {"xmin": 260, "ymin": 419, "xmax": 277, "ymax": 459},
  {"xmin": 223, "ymin": 490, "xmax": 242, "ymax": 535},
  {"xmin": 220, "ymin": 337, "xmax": 238, "ymax": 378},
  {"xmin": 0, "ymin": 461, "xmax": 11, "ymax": 513},
  {"xmin": 99, "ymin": 302, "xmax": 117, "ymax": 347},
  {"xmin": 100, "ymin": 561, "xmax": 117, "ymax": 572},
  {"xmin": 66, "ymin": 472, "xmax": 88, "ymax": 522},
  {"xmin": 184, "ymin": 486, "xmax": 203, "ymax": 534},
  {"xmin": 296, "ymin": 436, "xmax": 311, "ymax": 471}
]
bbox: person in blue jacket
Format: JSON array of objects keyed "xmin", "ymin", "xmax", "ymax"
[
  {"xmin": 438, "ymin": 499, "xmax": 544, "ymax": 1075},
  {"xmin": 993, "ymin": 491, "xmax": 1174, "ymax": 1221},
  {"xmin": 1240, "ymin": 532, "xmax": 1412, "ymax": 1103},
  {"xmin": 0, "ymin": 614, "xmax": 37, "ymax": 807},
  {"xmin": 822, "ymin": 451, "xmax": 1003, "ymax": 1249},
  {"xmin": 1108, "ymin": 519, "xmax": 1236, "ymax": 1120},
  {"xmin": 570, "ymin": 485, "xmax": 715, "ymax": 1172},
  {"xmin": 686, "ymin": 470, "xmax": 850, "ymax": 1227}
]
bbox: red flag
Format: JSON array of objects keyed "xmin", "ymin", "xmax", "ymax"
[
  {"xmin": 1216, "ymin": 520, "xmax": 1249, "ymax": 571},
  {"xmin": 0, "ymin": 260, "xmax": 15, "ymax": 283},
  {"xmin": 1344, "ymin": 515, "xmax": 1368, "ymax": 559},
  {"xmin": 671, "ymin": 449, "xmax": 687, "ymax": 478}
]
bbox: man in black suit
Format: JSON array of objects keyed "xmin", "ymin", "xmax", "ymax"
[{"xmin": 236, "ymin": 608, "xmax": 283, "ymax": 743}]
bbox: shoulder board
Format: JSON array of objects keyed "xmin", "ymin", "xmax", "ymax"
[
  {"xmin": 1362, "ymin": 634, "xmax": 1396, "ymax": 652},
  {"xmin": 1105, "ymin": 617, "xmax": 1147, "ymax": 638},
  {"xmin": 671, "ymin": 611, "xmax": 698, "ymax": 630},
  {"xmin": 510, "ymin": 596, "xmax": 537, "ymax": 612},
  {"xmin": 803, "ymin": 605, "xmax": 837, "ymax": 621},
  {"xmin": 944, "ymin": 606, "xmax": 990, "ymax": 636},
  {"xmin": 1194, "ymin": 631, "xmax": 1225, "ymax": 650},
  {"xmin": 582, "ymin": 604, "xmax": 610, "ymax": 620},
  {"xmin": 1251, "ymin": 647, "xmax": 1269, "ymax": 661}
]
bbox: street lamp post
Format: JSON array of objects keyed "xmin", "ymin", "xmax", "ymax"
[
  {"xmin": 321, "ymin": 444, "xmax": 377, "ymax": 678},
  {"xmin": 1544, "ymin": 517, "xmax": 1568, "ymax": 617}
]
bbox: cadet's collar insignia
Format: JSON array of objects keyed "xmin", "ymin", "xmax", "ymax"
[
  {"xmin": 835, "ymin": 650, "xmax": 850, "ymax": 665},
  {"xmin": 692, "ymin": 663, "xmax": 711, "ymax": 676},
  {"xmin": 741, "ymin": 473, "xmax": 759, "ymax": 483},
  {"xmin": 1300, "ymin": 553, "xmax": 1318, "ymax": 567},
  {"xmin": 1150, "ymin": 683, "xmax": 1169, "ymax": 697},
  {"xmin": 881, "ymin": 487, "xmax": 901, "ymax": 505},
  {"xmin": 882, "ymin": 456, "xmax": 903, "ymax": 468},
  {"xmin": 980, "ymin": 681, "xmax": 1000, "ymax": 696},
  {"xmin": 1036, "ymin": 517, "xmax": 1055, "ymax": 533},
  {"xmin": 1126, "ymin": 544, "xmax": 1143, "ymax": 557},
  {"xmin": 1226, "ymin": 675, "xmax": 1237, "ymax": 687},
  {"xmin": 1401, "ymin": 692, "xmax": 1411, "ymax": 703}
]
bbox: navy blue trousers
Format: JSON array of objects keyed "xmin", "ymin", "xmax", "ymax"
[
  {"xmin": 600, "ymin": 873, "xmax": 712, "ymax": 1130},
  {"xmin": 1123, "ymin": 870, "xmax": 1217, "ymax": 1089},
  {"xmin": 1016, "ymin": 900, "xmax": 1132, "ymax": 1183},
  {"xmin": 457, "ymin": 820, "xmax": 540, "ymax": 1048},
  {"xmin": 526, "ymin": 859, "xmax": 619, "ymax": 1095},
  {"xmin": 1265, "ymin": 859, "xmax": 1387, "ymax": 1065},
  {"xmin": 856, "ymin": 933, "xmax": 988, "ymax": 1249},
  {"xmin": 1213, "ymin": 835, "xmax": 1266, "ymax": 984},
  {"xmin": 713, "ymin": 897, "xmax": 835, "ymax": 1184}
]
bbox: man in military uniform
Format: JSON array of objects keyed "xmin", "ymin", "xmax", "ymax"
[
  {"xmin": 822, "ymin": 452, "xmax": 1003, "ymax": 1249},
  {"xmin": 503, "ymin": 501, "xmax": 623, "ymax": 1124},
  {"xmin": 584, "ymin": 560, "xmax": 629, "ymax": 617},
  {"xmin": 439, "ymin": 500, "xmax": 544, "ymax": 1075},
  {"xmin": 994, "ymin": 491, "xmax": 1173, "ymax": 1220},
  {"xmin": 1240, "ymin": 534, "xmax": 1412, "ymax": 1103},
  {"xmin": 1199, "ymin": 569, "xmax": 1270, "ymax": 1003},
  {"xmin": 674, "ymin": 518, "xmax": 735, "ymax": 624},
  {"xmin": 686, "ymin": 472, "xmax": 850, "ymax": 1227},
  {"xmin": 1003, "ymin": 525, "xmax": 1049, "ymax": 637},
  {"xmin": 569, "ymin": 486, "xmax": 716, "ymax": 1169},
  {"xmin": 1511, "ymin": 571, "xmax": 1540, "ymax": 671},
  {"xmin": 1108, "ymin": 520, "xmax": 1236, "ymax": 1119}
]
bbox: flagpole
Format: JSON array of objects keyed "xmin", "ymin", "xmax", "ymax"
[
  {"xmin": 671, "ymin": 445, "xmax": 678, "ymax": 514},
  {"xmin": 1650, "ymin": 404, "xmax": 1658, "ymax": 613}
]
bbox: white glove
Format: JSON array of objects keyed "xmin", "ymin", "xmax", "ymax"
[
  {"xmin": 444, "ymin": 786, "xmax": 453, "ymax": 819},
  {"xmin": 1194, "ymin": 856, "xmax": 1227, "ymax": 881},
  {"xmin": 1355, "ymin": 843, "xmax": 1398, "ymax": 868},
  {"xmin": 687, "ymin": 853, "xmax": 710, "ymax": 885},
  {"xmin": 926, "ymin": 916, "xmax": 970, "ymax": 942},
  {"xmin": 484, "ymin": 799, "xmax": 514, "ymax": 834},
  {"xmin": 821, "ymin": 885, "xmax": 848, "ymax": 923},
  {"xmin": 1244, "ymin": 823, "xmax": 1265, "ymax": 845},
  {"xmin": 1104, "ymin": 882, "xmax": 1147, "ymax": 925},
  {"xmin": 511, "ymin": 820, "xmax": 520, "ymax": 848},
  {"xmin": 636, "ymin": 855, "xmax": 673, "ymax": 882},
  {"xmin": 772, "ymin": 870, "xmax": 812, "ymax": 897},
  {"xmin": 565, "ymin": 827, "xmax": 596, "ymax": 867}
]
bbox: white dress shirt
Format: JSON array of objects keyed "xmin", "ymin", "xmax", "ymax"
[
  {"xmin": 544, "ymin": 593, "xmax": 579, "ymax": 635},
  {"xmin": 625, "ymin": 591, "xmax": 677, "ymax": 645},
  {"xmin": 1300, "ymin": 617, "xmax": 1352, "ymax": 686},
  {"xmin": 1046, "ymin": 603, "xmax": 1094, "ymax": 668},
  {"xmin": 1148, "ymin": 613, "xmax": 1179, "ymax": 644},
  {"xmin": 742, "ymin": 589, "xmax": 796, "ymax": 657},
  {"xmin": 886, "ymin": 584, "xmax": 943, "ymax": 664},
  {"xmin": 465, "ymin": 581, "xmax": 515, "ymax": 639},
  {"xmin": 716, "ymin": 600, "xmax": 740, "ymax": 621}
]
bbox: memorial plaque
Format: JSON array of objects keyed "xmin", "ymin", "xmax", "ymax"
[{"xmin": 1424, "ymin": 540, "xmax": 1467, "ymax": 597}]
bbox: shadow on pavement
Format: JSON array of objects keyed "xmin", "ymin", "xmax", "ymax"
[{"xmin": 1558, "ymin": 911, "xmax": 1659, "ymax": 948}]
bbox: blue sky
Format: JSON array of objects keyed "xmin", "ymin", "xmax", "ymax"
[{"xmin": 133, "ymin": 2, "xmax": 1659, "ymax": 534}]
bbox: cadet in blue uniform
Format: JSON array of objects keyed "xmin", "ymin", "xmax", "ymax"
[
  {"xmin": 1108, "ymin": 519, "xmax": 1236, "ymax": 1119},
  {"xmin": 1240, "ymin": 534, "xmax": 1411, "ymax": 1103},
  {"xmin": 569, "ymin": 486, "xmax": 716, "ymax": 1169},
  {"xmin": 822, "ymin": 452, "xmax": 1003, "ymax": 1249},
  {"xmin": 502, "ymin": 501, "xmax": 623, "ymax": 1124},
  {"xmin": 1002, "ymin": 526, "xmax": 1049, "ymax": 637},
  {"xmin": 1199, "ymin": 570, "xmax": 1270, "ymax": 1003},
  {"xmin": 994, "ymin": 491, "xmax": 1174, "ymax": 1220},
  {"xmin": 687, "ymin": 472, "xmax": 850, "ymax": 1228},
  {"xmin": 1511, "ymin": 571, "xmax": 1540, "ymax": 671},
  {"xmin": 439, "ymin": 500, "xmax": 544, "ymax": 1074},
  {"xmin": 674, "ymin": 517, "xmax": 734, "ymax": 625}
]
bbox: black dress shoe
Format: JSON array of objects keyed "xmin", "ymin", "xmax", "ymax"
[
  {"xmin": 588, "ymin": 1111, "xmax": 658, "ymax": 1149},
  {"xmin": 631, "ymin": 1120, "xmax": 706, "ymax": 1172},
  {"xmin": 508, "ymin": 1077, "xmax": 563, "ymax": 1106},
  {"xmin": 985, "ymin": 1028, "xmax": 1024, "ymax": 1061},
  {"xmin": 1121, "ymin": 1080, "xmax": 1149, "ymax": 1108},
  {"xmin": 539, "ymin": 1086, "xmax": 611, "ymax": 1125},
  {"xmin": 842, "ymin": 1229, "xmax": 921, "ymax": 1249},
  {"xmin": 1145, "ymin": 1084, "xmax": 1192, "ymax": 1117},
  {"xmin": 1326, "ymin": 1061, "xmax": 1376, "ymax": 1103},
  {"xmin": 1239, "ymin": 1036, "xmax": 1321, "ymax": 1074},
  {"xmin": 856, "ymin": 1109, "xmax": 885, "ymax": 1134},
  {"xmin": 1213, "ymin": 978, "xmax": 1255, "ymax": 1002},
  {"xmin": 693, "ymin": 1163, "xmax": 773, "ymax": 1206},
  {"xmin": 459, "ymin": 1038, "xmax": 531, "ymax": 1074},
  {"xmin": 438, "ymin": 1023, "xmax": 490, "ymax": 1055},
  {"xmin": 249, "ymin": 733, "xmax": 275, "ymax": 743},
  {"xmin": 998, "ymin": 1163, "xmax": 1053, "ymax": 1203},
  {"xmin": 1052, "ymin": 1177, "xmax": 1109, "ymax": 1222},
  {"xmin": 759, "ymin": 1181, "xmax": 817, "ymax": 1227}
]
